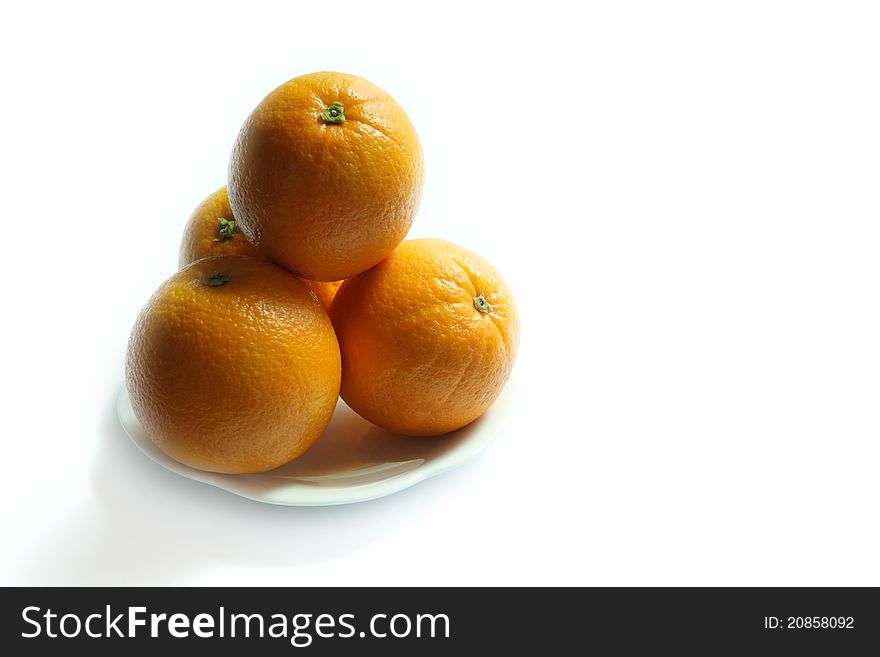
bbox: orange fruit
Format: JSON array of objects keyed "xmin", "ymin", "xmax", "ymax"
[
  {"xmin": 179, "ymin": 186, "xmax": 343, "ymax": 311},
  {"xmin": 302, "ymin": 279, "xmax": 343, "ymax": 311},
  {"xmin": 178, "ymin": 186, "xmax": 259, "ymax": 268},
  {"xmin": 330, "ymin": 238, "xmax": 520, "ymax": 436},
  {"xmin": 228, "ymin": 71, "xmax": 424, "ymax": 281},
  {"xmin": 125, "ymin": 255, "xmax": 341, "ymax": 473}
]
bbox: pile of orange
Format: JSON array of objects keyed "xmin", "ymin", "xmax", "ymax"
[{"xmin": 126, "ymin": 71, "xmax": 520, "ymax": 474}]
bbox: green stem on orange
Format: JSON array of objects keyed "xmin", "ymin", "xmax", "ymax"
[
  {"xmin": 214, "ymin": 217, "xmax": 237, "ymax": 242},
  {"xmin": 473, "ymin": 293, "xmax": 492, "ymax": 314},
  {"xmin": 205, "ymin": 272, "xmax": 231, "ymax": 287},
  {"xmin": 321, "ymin": 102, "xmax": 346, "ymax": 124}
]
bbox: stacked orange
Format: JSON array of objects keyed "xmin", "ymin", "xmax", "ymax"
[{"xmin": 126, "ymin": 72, "xmax": 519, "ymax": 474}]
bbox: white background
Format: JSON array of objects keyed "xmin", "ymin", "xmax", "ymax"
[{"xmin": 1, "ymin": 1, "xmax": 879, "ymax": 586}]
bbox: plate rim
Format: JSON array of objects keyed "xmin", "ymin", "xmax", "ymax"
[{"xmin": 116, "ymin": 376, "xmax": 516, "ymax": 506}]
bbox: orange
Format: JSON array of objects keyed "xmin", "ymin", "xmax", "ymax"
[
  {"xmin": 179, "ymin": 186, "xmax": 343, "ymax": 311},
  {"xmin": 330, "ymin": 238, "xmax": 519, "ymax": 436},
  {"xmin": 228, "ymin": 71, "xmax": 424, "ymax": 281},
  {"xmin": 302, "ymin": 279, "xmax": 343, "ymax": 311},
  {"xmin": 178, "ymin": 186, "xmax": 259, "ymax": 268},
  {"xmin": 125, "ymin": 255, "xmax": 341, "ymax": 473}
]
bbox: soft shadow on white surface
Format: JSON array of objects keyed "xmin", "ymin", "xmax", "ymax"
[{"xmin": 14, "ymin": 394, "xmax": 487, "ymax": 585}]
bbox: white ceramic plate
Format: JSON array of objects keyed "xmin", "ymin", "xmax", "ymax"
[{"xmin": 117, "ymin": 376, "xmax": 516, "ymax": 506}]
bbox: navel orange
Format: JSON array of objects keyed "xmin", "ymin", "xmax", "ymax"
[
  {"xmin": 125, "ymin": 255, "xmax": 341, "ymax": 473},
  {"xmin": 302, "ymin": 279, "xmax": 344, "ymax": 311},
  {"xmin": 178, "ymin": 186, "xmax": 259, "ymax": 268},
  {"xmin": 228, "ymin": 71, "xmax": 424, "ymax": 281},
  {"xmin": 179, "ymin": 186, "xmax": 343, "ymax": 310},
  {"xmin": 330, "ymin": 238, "xmax": 519, "ymax": 436}
]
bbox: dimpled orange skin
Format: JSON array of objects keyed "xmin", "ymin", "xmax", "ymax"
[
  {"xmin": 330, "ymin": 238, "xmax": 520, "ymax": 436},
  {"xmin": 228, "ymin": 71, "xmax": 424, "ymax": 282},
  {"xmin": 178, "ymin": 187, "xmax": 343, "ymax": 311},
  {"xmin": 125, "ymin": 256, "xmax": 341, "ymax": 473},
  {"xmin": 178, "ymin": 186, "xmax": 259, "ymax": 269}
]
